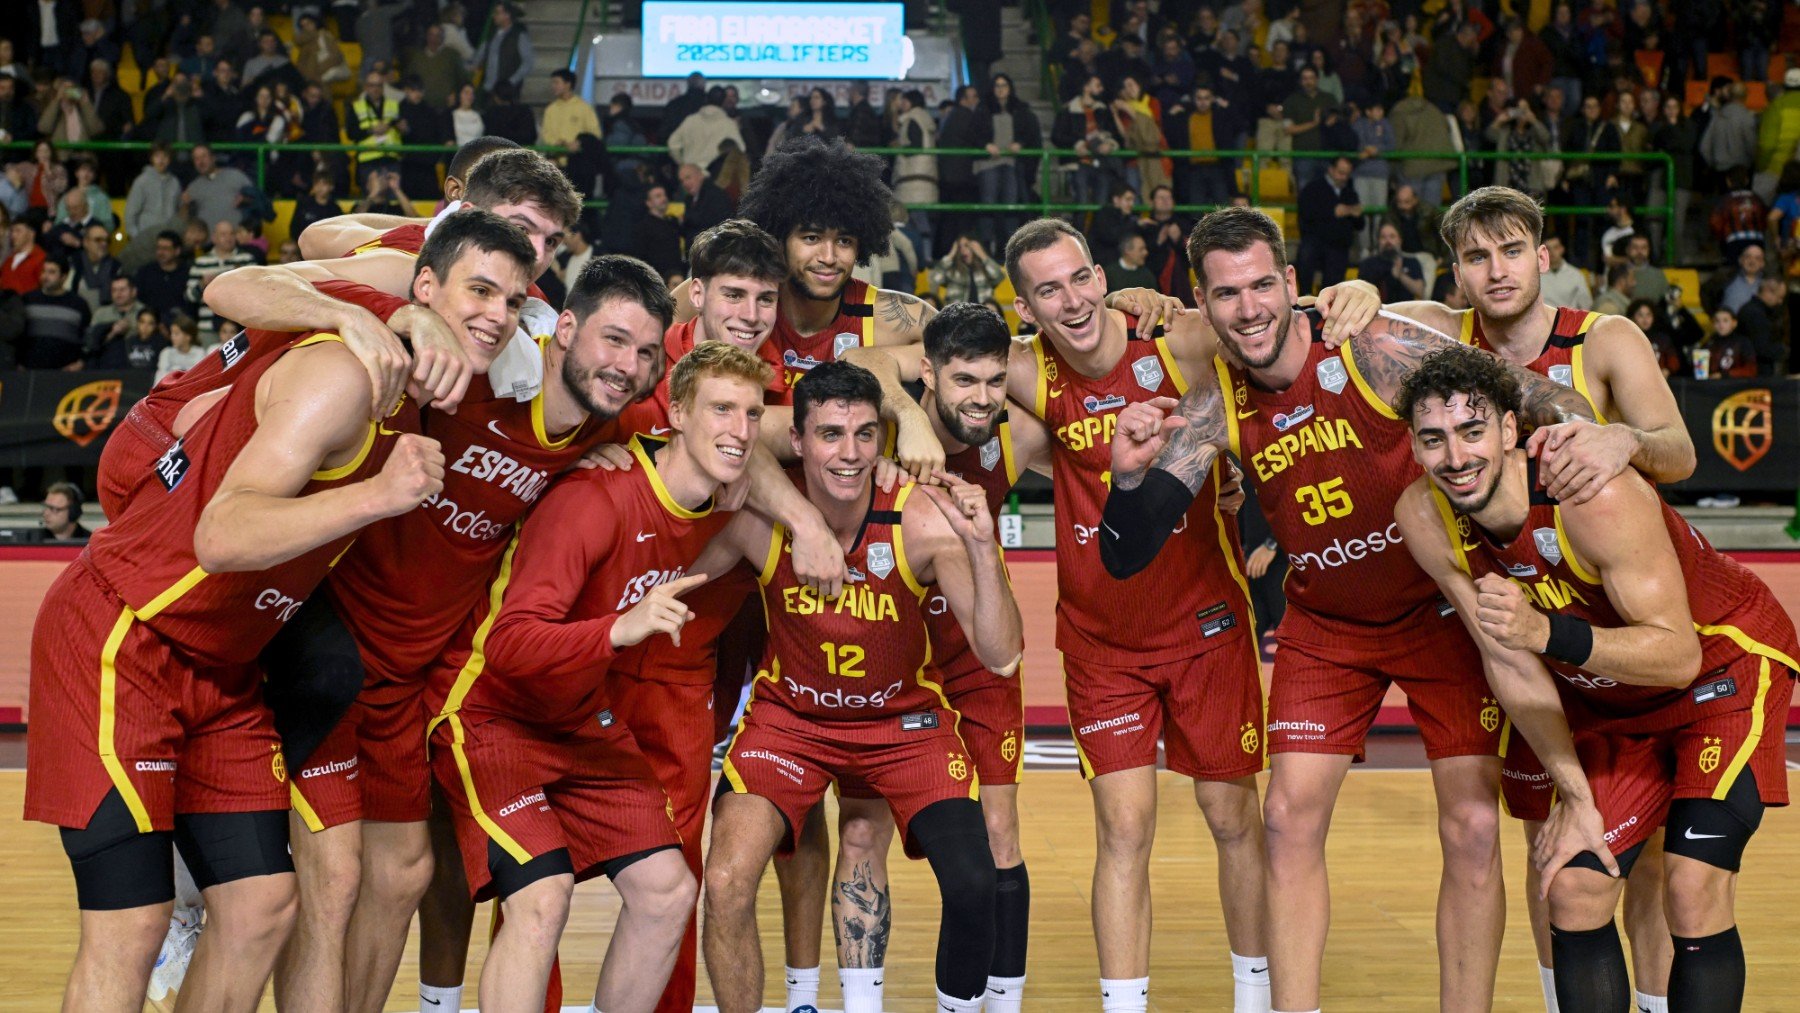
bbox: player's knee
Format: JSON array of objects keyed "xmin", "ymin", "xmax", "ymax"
[
  {"xmin": 368, "ymin": 838, "xmax": 434, "ymax": 908},
  {"xmin": 298, "ymin": 844, "xmax": 364, "ymax": 921},
  {"xmin": 1546, "ymin": 868, "xmax": 1622, "ymax": 931},
  {"xmin": 983, "ymin": 812, "xmax": 1022, "ymax": 868},
  {"xmin": 703, "ymin": 855, "xmax": 757, "ymax": 915},
  {"xmin": 913, "ymin": 800, "xmax": 997, "ymax": 911},
  {"xmin": 209, "ymin": 877, "xmax": 299, "ymax": 949},
  {"xmin": 1663, "ymin": 857, "xmax": 1735, "ymax": 936},
  {"xmin": 1095, "ymin": 805, "xmax": 1156, "ymax": 859},
  {"xmin": 837, "ymin": 810, "xmax": 893, "ymax": 863},
  {"xmin": 612, "ymin": 846, "xmax": 697, "ymax": 924},
  {"xmin": 1437, "ymin": 797, "xmax": 1501, "ymax": 867},
  {"xmin": 1262, "ymin": 788, "xmax": 1329, "ymax": 850},
  {"xmin": 501, "ymin": 876, "xmax": 573, "ymax": 943}
]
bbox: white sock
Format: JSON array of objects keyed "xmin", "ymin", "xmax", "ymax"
[
  {"xmin": 839, "ymin": 966, "xmax": 885, "ymax": 1013},
  {"xmin": 784, "ymin": 965, "xmax": 820, "ymax": 1010},
  {"xmin": 1635, "ymin": 992, "xmax": 1668, "ymax": 1013},
  {"xmin": 1539, "ymin": 964, "xmax": 1560, "ymax": 1013},
  {"xmin": 984, "ymin": 973, "xmax": 1026, "ymax": 1013},
  {"xmin": 1100, "ymin": 976, "xmax": 1150, "ymax": 1012},
  {"xmin": 1231, "ymin": 952, "xmax": 1272, "ymax": 1013},
  {"xmin": 418, "ymin": 982, "xmax": 462, "ymax": 1012},
  {"xmin": 935, "ymin": 987, "xmax": 983, "ymax": 1012}
]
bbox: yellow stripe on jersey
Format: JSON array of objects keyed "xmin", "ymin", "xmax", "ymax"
[
  {"xmin": 313, "ymin": 420, "xmax": 379, "ymax": 480},
  {"xmin": 721, "ymin": 656, "xmax": 783, "ymax": 793},
  {"xmin": 999, "ymin": 417, "xmax": 1019, "ymax": 486},
  {"xmin": 1154, "ymin": 335, "xmax": 1189, "ymax": 395},
  {"xmin": 757, "ymin": 524, "xmax": 785, "ymax": 586},
  {"xmin": 634, "ymin": 434, "xmax": 712, "ymax": 519},
  {"xmin": 290, "ymin": 782, "xmax": 326, "ymax": 833},
  {"xmin": 445, "ymin": 712, "xmax": 533, "ymax": 864},
  {"xmin": 858, "ymin": 284, "xmax": 878, "ymax": 344},
  {"xmin": 1338, "ymin": 338, "xmax": 1401, "ymax": 420},
  {"xmin": 1568, "ymin": 343, "xmax": 1612, "ymax": 425},
  {"xmin": 1458, "ymin": 311, "xmax": 1476, "ymax": 345},
  {"xmin": 1551, "ymin": 507, "xmax": 1601, "ymax": 586},
  {"xmin": 530, "ymin": 336, "xmax": 579, "ymax": 450},
  {"xmin": 1495, "ymin": 717, "xmax": 1519, "ymax": 818},
  {"xmin": 1212, "ymin": 357, "xmax": 1243, "ymax": 460},
  {"xmin": 1430, "ymin": 485, "xmax": 1473, "ymax": 576},
  {"xmin": 1712, "ymin": 656, "xmax": 1773, "ymax": 801},
  {"xmin": 1694, "ymin": 622, "xmax": 1800, "ymax": 676},
  {"xmin": 1208, "ymin": 457, "xmax": 1257, "ymax": 636},
  {"xmin": 134, "ymin": 565, "xmax": 209, "ymax": 620},
  {"xmin": 428, "ymin": 529, "xmax": 523, "ymax": 736},
  {"xmin": 98, "ymin": 608, "xmax": 154, "ymax": 833},
  {"xmin": 1031, "ymin": 337, "xmax": 1050, "ymax": 420},
  {"xmin": 891, "ymin": 484, "xmax": 928, "ymax": 600}
]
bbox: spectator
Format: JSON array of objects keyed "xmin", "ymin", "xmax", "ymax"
[
  {"xmin": 40, "ymin": 482, "xmax": 88, "ymax": 542},
  {"xmin": 178, "ymin": 32, "xmax": 223, "ymax": 82},
  {"xmin": 181, "ymin": 143, "xmax": 252, "ymax": 230},
  {"xmin": 1357, "ymin": 222, "xmax": 1427, "ymax": 302},
  {"xmin": 1048, "ymin": 11, "xmax": 1093, "ymax": 70},
  {"xmin": 289, "ymin": 174, "xmax": 344, "ymax": 246},
  {"xmin": 1099, "ymin": 34, "xmax": 1155, "ymax": 98},
  {"xmin": 763, "ymin": 96, "xmax": 806, "ymax": 158},
  {"xmin": 634, "ymin": 183, "xmax": 685, "ymax": 280},
  {"xmin": 86, "ymin": 276, "xmax": 158, "ymax": 369},
  {"xmin": 1699, "ymin": 82, "xmax": 1758, "ymax": 179},
  {"xmin": 16, "ymin": 138, "xmax": 69, "ymax": 215},
  {"xmin": 396, "ymin": 75, "xmax": 449, "ymax": 197},
  {"xmin": 45, "ymin": 188, "xmax": 101, "ymax": 258},
  {"xmin": 676, "ymin": 162, "xmax": 732, "ymax": 247},
  {"xmin": 1487, "ymin": 96, "xmax": 1554, "ymax": 198},
  {"xmin": 929, "ymin": 234, "xmax": 1008, "ymax": 304},
  {"xmin": 1110, "ymin": 74, "xmax": 1167, "ymax": 200},
  {"xmin": 1283, "ymin": 66, "xmax": 1332, "ymax": 190},
  {"xmin": 1087, "ymin": 183, "xmax": 1140, "ymax": 270},
  {"xmin": 449, "ymin": 83, "xmax": 485, "ymax": 147},
  {"xmin": 660, "ymin": 72, "xmax": 708, "ymax": 141},
  {"xmin": 1599, "ymin": 195, "xmax": 1637, "ymax": 268},
  {"xmin": 186, "ymin": 218, "xmax": 256, "ymax": 342},
  {"xmin": 1256, "ymin": 40, "xmax": 1299, "ymax": 111},
  {"xmin": 1698, "ymin": 305, "xmax": 1757, "ymax": 377},
  {"xmin": 69, "ymin": 222, "xmax": 121, "ymax": 310},
  {"xmin": 134, "ymin": 230, "xmax": 190, "ymax": 320},
  {"xmin": 0, "ymin": 72, "xmax": 38, "ymax": 143},
  {"xmin": 21, "ymin": 258, "xmax": 90, "ymax": 368},
  {"xmin": 1612, "ymin": 91, "xmax": 1651, "ymax": 205},
  {"xmin": 1, "ymin": 219, "xmax": 45, "ymax": 294},
  {"xmin": 551, "ymin": 221, "xmax": 595, "ymax": 290},
  {"xmin": 1349, "ymin": 99, "xmax": 1395, "ymax": 244},
  {"xmin": 1562, "ymin": 93, "xmax": 1621, "ymax": 267},
  {"xmin": 1495, "ymin": 17, "xmax": 1551, "ymax": 102},
  {"xmin": 199, "ymin": 58, "xmax": 245, "ymax": 142},
  {"xmin": 667, "ymin": 86, "xmax": 744, "ymax": 174},
  {"xmin": 1295, "ymin": 156, "xmax": 1362, "ymax": 292},
  {"xmin": 0, "ymin": 162, "xmax": 25, "ymax": 218},
  {"xmin": 294, "ymin": 12, "xmax": 351, "ymax": 87},
  {"xmin": 601, "ymin": 92, "xmax": 647, "ymax": 193},
  {"xmin": 55, "ymin": 158, "xmax": 113, "ymax": 230},
  {"xmin": 1149, "ymin": 32, "xmax": 1196, "ymax": 111},
  {"xmin": 541, "ymin": 68, "xmax": 602, "ymax": 165},
  {"xmin": 243, "ymin": 30, "xmax": 291, "ymax": 86},
  {"xmin": 438, "ymin": 3, "xmax": 476, "ymax": 62},
  {"xmin": 149, "ymin": 73, "xmax": 206, "ymax": 150},
  {"xmin": 353, "ymin": 168, "xmax": 411, "ymax": 216},
  {"xmin": 275, "ymin": 239, "xmax": 301, "ymax": 264},
  {"xmin": 891, "ymin": 89, "xmax": 938, "ymax": 261},
  {"xmin": 1594, "ymin": 261, "xmax": 1636, "ymax": 316},
  {"xmin": 1389, "ymin": 94, "xmax": 1456, "ymax": 208},
  {"xmin": 236, "ymin": 83, "xmax": 289, "ymax": 147},
  {"xmin": 1652, "ymin": 96, "xmax": 1700, "ymax": 260},
  {"xmin": 1424, "ymin": 22, "xmax": 1480, "ymax": 114},
  {"xmin": 1539, "ymin": 235, "xmax": 1594, "ymax": 310},
  {"xmin": 0, "ymin": 38, "xmax": 21, "ymax": 80},
  {"xmin": 1254, "ymin": 101, "xmax": 1295, "ymax": 177},
  {"xmin": 1770, "ymin": 164, "xmax": 1800, "ymax": 247},
  {"xmin": 1138, "ymin": 184, "xmax": 1194, "ymax": 304},
  {"xmin": 205, "ymin": 0, "xmax": 254, "ymax": 65},
  {"xmin": 155, "ymin": 311, "xmax": 206, "ymax": 382},
  {"xmin": 1625, "ymin": 298, "xmax": 1684, "ymax": 377},
  {"xmin": 1709, "ymin": 174, "xmax": 1769, "ymax": 264},
  {"xmin": 844, "ymin": 81, "xmax": 884, "ymax": 148},
  {"xmin": 37, "ymin": 76, "xmax": 103, "ymax": 145},
  {"xmin": 1167, "ymin": 83, "xmax": 1236, "ymax": 209},
  {"xmin": 481, "ymin": 82, "xmax": 536, "ymax": 146},
  {"xmin": 471, "ymin": 2, "xmax": 532, "ymax": 100},
  {"xmin": 974, "ymin": 73, "xmax": 1042, "ymax": 254},
  {"xmin": 355, "ymin": 0, "xmax": 406, "ymax": 76},
  {"xmin": 1106, "ymin": 233, "xmax": 1159, "ymax": 292},
  {"xmin": 66, "ymin": 18, "xmax": 117, "ymax": 79},
  {"xmin": 1198, "ymin": 30, "xmax": 1255, "ymax": 130},
  {"xmin": 1621, "ymin": 234, "xmax": 1667, "ymax": 303},
  {"xmin": 1054, "ymin": 75, "xmax": 1123, "ymax": 207},
  {"xmin": 1734, "ymin": 276, "xmax": 1790, "ymax": 375},
  {"xmin": 1754, "ymin": 69, "xmax": 1800, "ymax": 203},
  {"xmin": 798, "ymin": 86, "xmax": 840, "ymax": 141},
  {"xmin": 347, "ymin": 69, "xmax": 402, "ymax": 178},
  {"xmin": 405, "ymin": 24, "xmax": 467, "ymax": 110}
]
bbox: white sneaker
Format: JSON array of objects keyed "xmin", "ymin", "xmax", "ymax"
[{"xmin": 147, "ymin": 904, "xmax": 203, "ymax": 1001}]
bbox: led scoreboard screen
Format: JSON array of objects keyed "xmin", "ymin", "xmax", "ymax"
[{"xmin": 641, "ymin": 2, "xmax": 909, "ymax": 80}]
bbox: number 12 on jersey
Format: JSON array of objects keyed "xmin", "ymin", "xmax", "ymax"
[{"xmin": 821, "ymin": 641, "xmax": 867, "ymax": 678}]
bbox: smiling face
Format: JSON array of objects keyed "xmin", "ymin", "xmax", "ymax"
[
  {"xmin": 1198, "ymin": 241, "xmax": 1297, "ymax": 370},
  {"xmin": 923, "ymin": 352, "xmax": 1007, "ymax": 447},
  {"xmin": 669, "ymin": 373, "xmax": 764, "ymax": 486},
  {"xmin": 693, "ymin": 273, "xmax": 781, "ymax": 352},
  {"xmin": 1013, "ymin": 234, "xmax": 1109, "ymax": 356},
  {"xmin": 785, "ymin": 226, "xmax": 857, "ymax": 302},
  {"xmin": 794, "ymin": 398, "xmax": 882, "ymax": 506},
  {"xmin": 1451, "ymin": 221, "xmax": 1547, "ymax": 323},
  {"xmin": 558, "ymin": 296, "xmax": 665, "ymax": 420},
  {"xmin": 1410, "ymin": 391, "xmax": 1518, "ymax": 514},
  {"xmin": 415, "ymin": 248, "xmax": 531, "ymax": 370},
  {"xmin": 476, "ymin": 200, "xmax": 565, "ymax": 278}
]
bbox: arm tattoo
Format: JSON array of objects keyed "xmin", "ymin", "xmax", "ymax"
[
  {"xmin": 1353, "ymin": 317, "xmax": 1597, "ymax": 427},
  {"xmin": 831, "ymin": 860, "xmax": 893, "ymax": 968},
  {"xmin": 877, "ymin": 290, "xmax": 931, "ymax": 337},
  {"xmin": 1126, "ymin": 380, "xmax": 1228, "ymax": 493}
]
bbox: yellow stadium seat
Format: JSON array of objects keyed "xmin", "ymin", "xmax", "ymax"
[
  {"xmin": 914, "ymin": 269, "xmax": 931, "ymax": 297},
  {"xmin": 267, "ymin": 199, "xmax": 298, "ymax": 249},
  {"xmin": 1664, "ymin": 268, "xmax": 1702, "ymax": 308},
  {"xmin": 992, "ymin": 277, "xmax": 1022, "ymax": 333}
]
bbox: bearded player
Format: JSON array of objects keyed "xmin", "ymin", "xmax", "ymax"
[
  {"xmin": 1099, "ymin": 207, "xmax": 1600, "ymax": 1012},
  {"xmin": 1393, "ymin": 345, "xmax": 1796, "ymax": 1013}
]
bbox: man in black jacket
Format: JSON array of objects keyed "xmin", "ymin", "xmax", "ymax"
[
  {"xmin": 1294, "ymin": 156, "xmax": 1362, "ymax": 293},
  {"xmin": 132, "ymin": 231, "xmax": 192, "ymax": 322},
  {"xmin": 936, "ymin": 85, "xmax": 984, "ymax": 244},
  {"xmin": 677, "ymin": 162, "xmax": 733, "ymax": 247}
]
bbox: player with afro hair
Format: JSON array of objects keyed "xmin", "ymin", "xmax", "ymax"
[{"xmin": 737, "ymin": 134, "xmax": 896, "ymax": 267}]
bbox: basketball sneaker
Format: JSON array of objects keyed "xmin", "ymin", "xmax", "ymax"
[{"xmin": 146, "ymin": 901, "xmax": 203, "ymax": 1001}]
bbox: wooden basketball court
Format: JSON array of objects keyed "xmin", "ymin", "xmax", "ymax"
[{"xmin": 4, "ymin": 764, "xmax": 1798, "ymax": 1011}]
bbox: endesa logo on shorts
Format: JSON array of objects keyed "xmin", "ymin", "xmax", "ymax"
[
  {"xmin": 785, "ymin": 677, "xmax": 906, "ymax": 711},
  {"xmin": 1286, "ymin": 522, "xmax": 1403, "ymax": 572}
]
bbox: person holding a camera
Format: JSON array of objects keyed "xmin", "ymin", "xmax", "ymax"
[{"xmin": 1355, "ymin": 221, "xmax": 1427, "ymax": 302}]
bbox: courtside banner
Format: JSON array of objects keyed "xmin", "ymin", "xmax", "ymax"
[
  {"xmin": 641, "ymin": 2, "xmax": 909, "ymax": 79},
  {"xmin": 0, "ymin": 370, "xmax": 149, "ymax": 469},
  {"xmin": 1665, "ymin": 377, "xmax": 1798, "ymax": 493}
]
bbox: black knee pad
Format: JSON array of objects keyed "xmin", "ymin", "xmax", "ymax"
[
  {"xmin": 259, "ymin": 593, "xmax": 364, "ymax": 769},
  {"xmin": 911, "ymin": 799, "xmax": 996, "ymax": 1001},
  {"xmin": 174, "ymin": 809, "xmax": 294, "ymax": 890},
  {"xmin": 1550, "ymin": 921, "xmax": 1632, "ymax": 1012},
  {"xmin": 991, "ymin": 862, "xmax": 1031, "ymax": 978},
  {"xmin": 1564, "ymin": 837, "xmax": 1647, "ymax": 879},
  {"xmin": 600, "ymin": 843, "xmax": 682, "ymax": 881},
  {"xmin": 60, "ymin": 789, "xmax": 176, "ymax": 910},
  {"xmin": 486, "ymin": 841, "xmax": 574, "ymax": 902},
  {"xmin": 1664, "ymin": 769, "xmax": 1763, "ymax": 873}
]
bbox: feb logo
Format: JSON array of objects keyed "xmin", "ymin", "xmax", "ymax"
[
  {"xmin": 1273, "ymin": 404, "xmax": 1315, "ymax": 432},
  {"xmin": 1000, "ymin": 731, "xmax": 1019, "ymax": 764},
  {"xmin": 271, "ymin": 745, "xmax": 287, "ymax": 784},
  {"xmin": 54, "ymin": 380, "xmax": 123, "ymax": 447},
  {"xmin": 1083, "ymin": 393, "xmax": 1126, "ymax": 413},
  {"xmin": 1697, "ymin": 736, "xmax": 1723, "ymax": 774},
  {"xmin": 1479, "ymin": 697, "xmax": 1500, "ymax": 733},
  {"xmin": 946, "ymin": 752, "xmax": 969, "ymax": 782},
  {"xmin": 1711, "ymin": 388, "xmax": 1772, "ymax": 472},
  {"xmin": 1239, "ymin": 721, "xmax": 1260, "ymax": 754}
]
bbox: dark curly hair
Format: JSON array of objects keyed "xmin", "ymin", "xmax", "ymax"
[
  {"xmin": 1394, "ymin": 344, "xmax": 1522, "ymax": 427},
  {"xmin": 735, "ymin": 135, "xmax": 893, "ymax": 266}
]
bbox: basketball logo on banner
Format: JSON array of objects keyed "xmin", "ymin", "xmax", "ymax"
[
  {"xmin": 1711, "ymin": 388, "xmax": 1772, "ymax": 472},
  {"xmin": 53, "ymin": 380, "xmax": 123, "ymax": 448}
]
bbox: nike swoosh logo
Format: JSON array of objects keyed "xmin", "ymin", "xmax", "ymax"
[
  {"xmin": 422, "ymin": 1000, "xmax": 442, "ymax": 1007},
  {"xmin": 1251, "ymin": 966, "xmax": 1267, "ymax": 974},
  {"xmin": 1684, "ymin": 827, "xmax": 1726, "ymax": 840},
  {"xmin": 377, "ymin": 423, "xmax": 403, "ymax": 437},
  {"xmin": 1048, "ymin": 385, "xmax": 1065, "ymax": 399},
  {"xmin": 487, "ymin": 419, "xmax": 508, "ymax": 439},
  {"xmin": 650, "ymin": 425, "xmax": 671, "ymax": 436},
  {"xmin": 636, "ymin": 531, "xmax": 656, "ymax": 542},
  {"xmin": 1461, "ymin": 541, "xmax": 1480, "ymax": 552},
  {"xmin": 1236, "ymin": 409, "xmax": 1257, "ymax": 419},
  {"xmin": 874, "ymin": 980, "xmax": 883, "ymax": 986}
]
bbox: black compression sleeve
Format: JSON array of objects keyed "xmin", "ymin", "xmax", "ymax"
[{"xmin": 1099, "ymin": 468, "xmax": 1198, "ymax": 579}]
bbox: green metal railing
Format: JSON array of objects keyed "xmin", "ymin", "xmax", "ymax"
[{"xmin": 1, "ymin": 140, "xmax": 1679, "ymax": 260}]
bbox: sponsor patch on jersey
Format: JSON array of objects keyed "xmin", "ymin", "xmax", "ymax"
[
  {"xmin": 865, "ymin": 542, "xmax": 895, "ymax": 580},
  {"xmin": 218, "ymin": 330, "xmax": 251, "ymax": 370},
  {"xmin": 1131, "ymin": 354, "xmax": 1165, "ymax": 391},
  {"xmin": 1692, "ymin": 674, "xmax": 1737, "ymax": 704},
  {"xmin": 900, "ymin": 711, "xmax": 940, "ymax": 731},
  {"xmin": 833, "ymin": 331, "xmax": 861, "ymax": 358},
  {"xmin": 1273, "ymin": 404, "xmax": 1315, "ymax": 432},
  {"xmin": 1316, "ymin": 358, "xmax": 1349, "ymax": 395},
  {"xmin": 782, "ymin": 349, "xmax": 822, "ymax": 371},
  {"xmin": 1548, "ymin": 363, "xmax": 1574, "ymax": 387},
  {"xmin": 845, "ymin": 565, "xmax": 867, "ymax": 583},
  {"xmin": 597, "ymin": 709, "xmax": 615, "ymax": 728},
  {"xmin": 1198, "ymin": 606, "xmax": 1238, "ymax": 638},
  {"xmin": 979, "ymin": 437, "xmax": 1001, "ymax": 471},
  {"xmin": 1083, "ymin": 393, "xmax": 1127, "ymax": 413},
  {"xmin": 1507, "ymin": 562, "xmax": 1540, "ymax": 578},
  {"xmin": 154, "ymin": 440, "xmax": 191, "ymax": 492},
  {"xmin": 1532, "ymin": 527, "xmax": 1563, "ymax": 565}
]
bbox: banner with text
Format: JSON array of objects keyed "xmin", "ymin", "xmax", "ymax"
[{"xmin": 641, "ymin": 2, "xmax": 909, "ymax": 79}]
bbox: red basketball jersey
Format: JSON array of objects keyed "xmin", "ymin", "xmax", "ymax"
[
  {"xmin": 1434, "ymin": 470, "xmax": 1799, "ymax": 731},
  {"xmin": 770, "ymin": 277, "xmax": 877, "ymax": 391},
  {"xmin": 1462, "ymin": 307, "xmax": 1608, "ymax": 421},
  {"xmin": 656, "ymin": 318, "xmax": 791, "ymax": 407},
  {"xmin": 751, "ymin": 482, "xmax": 945, "ymax": 721},
  {"xmin": 84, "ymin": 333, "xmax": 406, "ymax": 667},
  {"xmin": 428, "ymin": 435, "xmax": 733, "ymax": 735},
  {"xmin": 1029, "ymin": 323, "xmax": 1252, "ymax": 664},
  {"xmin": 325, "ymin": 337, "xmax": 615, "ymax": 679},
  {"xmin": 1218, "ymin": 311, "xmax": 1441, "ymax": 628},
  {"xmin": 929, "ymin": 414, "xmax": 1022, "ymax": 686}
]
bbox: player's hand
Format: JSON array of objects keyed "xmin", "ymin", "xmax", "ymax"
[
  {"xmin": 1474, "ymin": 573, "xmax": 1550, "ymax": 653},
  {"xmin": 893, "ymin": 401, "xmax": 947, "ymax": 482},
  {"xmin": 872, "ymin": 455, "xmax": 908, "ymax": 493},
  {"xmin": 789, "ymin": 517, "xmax": 847, "ymax": 601},
  {"xmin": 1110, "ymin": 395, "xmax": 1187, "ymax": 481},
  {"xmin": 1528, "ymin": 420, "xmax": 1634, "ymax": 506},
  {"xmin": 332, "ymin": 304, "xmax": 413, "ymax": 419},
  {"xmin": 1218, "ymin": 456, "xmax": 1246, "ymax": 514},
  {"xmin": 1246, "ymin": 541, "xmax": 1278, "ymax": 578},
  {"xmin": 921, "ymin": 469, "xmax": 996, "ymax": 546},
  {"xmin": 389, "ymin": 304, "xmax": 474, "ymax": 414},
  {"xmin": 1533, "ymin": 794, "xmax": 1621, "ymax": 890},
  {"xmin": 574, "ymin": 442, "xmax": 634, "ymax": 471},
  {"xmin": 1312, "ymin": 278, "xmax": 1382, "ymax": 348},
  {"xmin": 610, "ymin": 573, "xmax": 706, "ymax": 648},
  {"xmin": 1105, "ymin": 287, "xmax": 1188, "ymax": 338},
  {"xmin": 369, "ymin": 433, "xmax": 444, "ymax": 517}
]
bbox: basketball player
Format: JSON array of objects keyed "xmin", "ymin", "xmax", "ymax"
[
  {"xmin": 700, "ymin": 361, "xmax": 1023, "ymax": 1013},
  {"xmin": 295, "ymin": 135, "xmax": 522, "ymax": 259},
  {"xmin": 1099, "ymin": 207, "xmax": 1599, "ymax": 1013},
  {"xmin": 422, "ymin": 342, "xmax": 779, "ymax": 1013},
  {"xmin": 24, "ymin": 210, "xmax": 534, "ymax": 1013},
  {"xmin": 1389, "ymin": 186, "xmax": 1696, "ymax": 1012},
  {"xmin": 1393, "ymin": 344, "xmax": 1797, "ymax": 1013}
]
